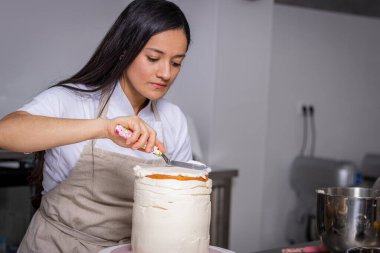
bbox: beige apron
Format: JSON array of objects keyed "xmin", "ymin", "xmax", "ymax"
[{"xmin": 18, "ymin": 90, "xmax": 166, "ymax": 253}]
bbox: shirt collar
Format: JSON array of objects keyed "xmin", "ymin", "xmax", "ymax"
[{"xmin": 113, "ymin": 81, "xmax": 154, "ymax": 119}]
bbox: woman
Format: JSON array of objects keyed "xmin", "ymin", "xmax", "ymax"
[{"xmin": 0, "ymin": 0, "xmax": 192, "ymax": 252}]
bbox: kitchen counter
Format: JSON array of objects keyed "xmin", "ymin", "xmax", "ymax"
[
  {"xmin": 251, "ymin": 241, "xmax": 321, "ymax": 253},
  {"xmin": 0, "ymin": 149, "xmax": 33, "ymax": 160}
]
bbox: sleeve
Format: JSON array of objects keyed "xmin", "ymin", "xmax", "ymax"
[
  {"xmin": 169, "ymin": 107, "xmax": 193, "ymax": 162},
  {"xmin": 17, "ymin": 86, "xmax": 75, "ymax": 118}
]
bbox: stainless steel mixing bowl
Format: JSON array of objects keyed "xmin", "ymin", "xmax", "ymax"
[
  {"xmin": 316, "ymin": 187, "xmax": 380, "ymax": 253},
  {"xmin": 346, "ymin": 247, "xmax": 380, "ymax": 253}
]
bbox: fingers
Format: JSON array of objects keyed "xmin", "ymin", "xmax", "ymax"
[
  {"xmin": 155, "ymin": 139, "xmax": 166, "ymax": 154},
  {"xmin": 124, "ymin": 118, "xmax": 141, "ymax": 145},
  {"xmin": 131, "ymin": 123, "xmax": 150, "ymax": 150},
  {"xmin": 139, "ymin": 126, "xmax": 157, "ymax": 153},
  {"xmin": 112, "ymin": 116, "xmax": 165, "ymax": 154}
]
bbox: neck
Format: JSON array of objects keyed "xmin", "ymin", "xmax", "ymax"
[
  {"xmin": 120, "ymin": 78, "xmax": 148, "ymax": 115},
  {"xmin": 133, "ymin": 99, "xmax": 150, "ymax": 115}
]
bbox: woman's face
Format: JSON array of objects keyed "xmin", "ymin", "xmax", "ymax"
[{"xmin": 121, "ymin": 29, "xmax": 188, "ymax": 106}]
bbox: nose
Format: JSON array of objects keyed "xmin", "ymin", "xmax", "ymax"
[{"xmin": 156, "ymin": 61, "xmax": 171, "ymax": 81}]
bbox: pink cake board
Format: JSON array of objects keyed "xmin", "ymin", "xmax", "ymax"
[{"xmin": 98, "ymin": 244, "xmax": 235, "ymax": 253}]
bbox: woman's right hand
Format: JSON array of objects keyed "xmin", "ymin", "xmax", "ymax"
[{"xmin": 105, "ymin": 116, "xmax": 165, "ymax": 154}]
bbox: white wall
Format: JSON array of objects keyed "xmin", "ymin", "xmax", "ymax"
[
  {"xmin": 169, "ymin": 1, "xmax": 274, "ymax": 252},
  {"xmin": 166, "ymin": 0, "xmax": 219, "ymax": 160},
  {"xmin": 260, "ymin": 5, "xmax": 380, "ymax": 250},
  {"xmin": 0, "ymin": 0, "xmax": 129, "ymax": 117},
  {"xmin": 210, "ymin": 1, "xmax": 273, "ymax": 252}
]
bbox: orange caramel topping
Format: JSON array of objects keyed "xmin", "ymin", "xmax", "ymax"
[{"xmin": 146, "ymin": 174, "xmax": 208, "ymax": 182}]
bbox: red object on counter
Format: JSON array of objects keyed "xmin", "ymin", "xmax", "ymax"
[
  {"xmin": 106, "ymin": 244, "xmax": 232, "ymax": 253},
  {"xmin": 281, "ymin": 244, "xmax": 329, "ymax": 253}
]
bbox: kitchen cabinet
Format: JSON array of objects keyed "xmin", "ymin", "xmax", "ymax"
[
  {"xmin": 209, "ymin": 169, "xmax": 238, "ymax": 249},
  {"xmin": 0, "ymin": 150, "xmax": 34, "ymax": 251}
]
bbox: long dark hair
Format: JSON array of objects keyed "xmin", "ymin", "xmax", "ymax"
[
  {"xmin": 30, "ymin": 0, "xmax": 191, "ymax": 209},
  {"xmin": 54, "ymin": 0, "xmax": 190, "ymax": 93}
]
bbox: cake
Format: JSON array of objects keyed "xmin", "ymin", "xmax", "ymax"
[{"xmin": 131, "ymin": 164, "xmax": 212, "ymax": 253}]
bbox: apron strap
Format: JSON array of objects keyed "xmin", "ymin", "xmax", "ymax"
[
  {"xmin": 90, "ymin": 84, "xmax": 116, "ymax": 149},
  {"xmin": 97, "ymin": 85, "xmax": 116, "ymax": 119}
]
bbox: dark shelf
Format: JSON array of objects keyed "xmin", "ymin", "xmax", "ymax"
[
  {"xmin": 0, "ymin": 167, "xmax": 33, "ymax": 187},
  {"xmin": 0, "ymin": 149, "xmax": 34, "ymax": 187}
]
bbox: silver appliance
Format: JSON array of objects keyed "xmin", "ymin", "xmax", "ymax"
[
  {"xmin": 317, "ymin": 187, "xmax": 380, "ymax": 253},
  {"xmin": 286, "ymin": 156, "xmax": 357, "ymax": 244}
]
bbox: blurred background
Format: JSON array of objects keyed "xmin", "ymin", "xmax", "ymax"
[{"xmin": 0, "ymin": 0, "xmax": 380, "ymax": 253}]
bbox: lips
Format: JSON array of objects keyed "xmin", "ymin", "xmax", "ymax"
[{"xmin": 151, "ymin": 82, "xmax": 167, "ymax": 89}]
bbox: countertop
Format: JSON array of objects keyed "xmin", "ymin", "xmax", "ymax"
[{"xmin": 251, "ymin": 241, "xmax": 321, "ymax": 253}]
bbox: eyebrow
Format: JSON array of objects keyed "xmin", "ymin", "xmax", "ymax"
[{"xmin": 146, "ymin": 48, "xmax": 186, "ymax": 58}]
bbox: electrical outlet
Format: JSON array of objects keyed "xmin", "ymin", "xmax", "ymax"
[
  {"xmin": 308, "ymin": 104, "xmax": 315, "ymax": 115},
  {"xmin": 297, "ymin": 101, "xmax": 309, "ymax": 115}
]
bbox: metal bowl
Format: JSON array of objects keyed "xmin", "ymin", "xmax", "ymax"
[
  {"xmin": 316, "ymin": 187, "xmax": 380, "ymax": 253},
  {"xmin": 346, "ymin": 247, "xmax": 380, "ymax": 253}
]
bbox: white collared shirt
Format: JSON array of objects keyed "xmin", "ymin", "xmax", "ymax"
[{"xmin": 18, "ymin": 82, "xmax": 192, "ymax": 192}]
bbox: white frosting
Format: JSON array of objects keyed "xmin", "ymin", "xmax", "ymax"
[{"xmin": 131, "ymin": 165, "xmax": 212, "ymax": 253}]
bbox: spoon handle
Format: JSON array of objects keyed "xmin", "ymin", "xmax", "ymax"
[{"xmin": 114, "ymin": 124, "xmax": 163, "ymax": 157}]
